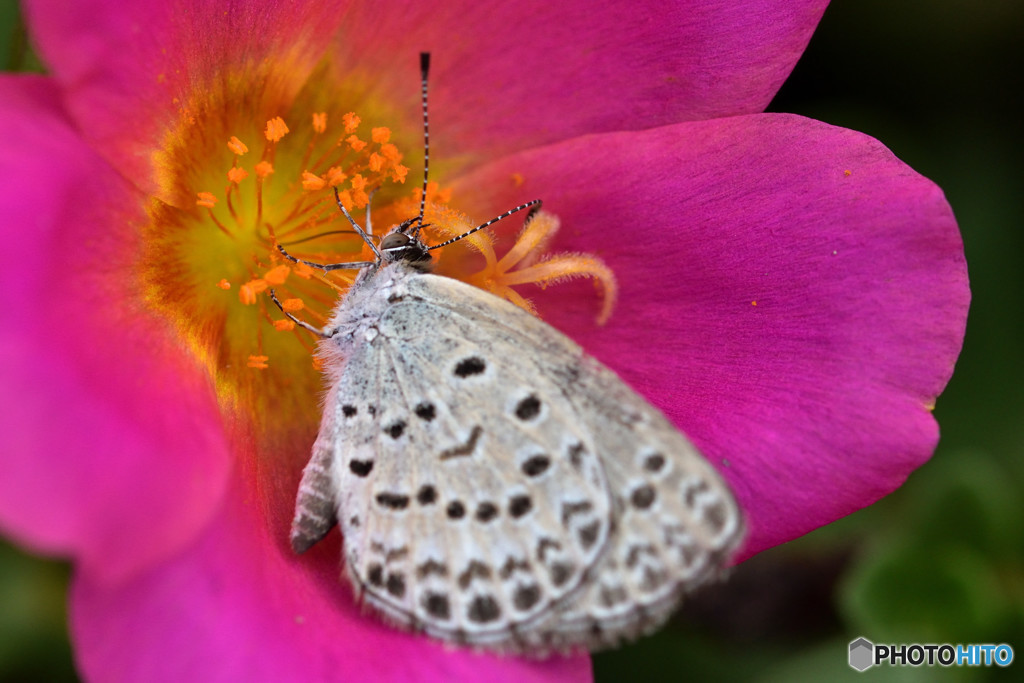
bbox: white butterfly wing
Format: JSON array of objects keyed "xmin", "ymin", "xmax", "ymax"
[
  {"xmin": 293, "ymin": 265, "xmax": 743, "ymax": 651},
  {"xmin": 541, "ymin": 355, "xmax": 744, "ymax": 648},
  {"xmin": 401, "ymin": 271, "xmax": 744, "ymax": 650},
  {"xmin": 306, "ymin": 275, "xmax": 615, "ymax": 644}
]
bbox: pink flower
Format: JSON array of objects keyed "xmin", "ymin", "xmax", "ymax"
[{"xmin": 0, "ymin": 0, "xmax": 967, "ymax": 680}]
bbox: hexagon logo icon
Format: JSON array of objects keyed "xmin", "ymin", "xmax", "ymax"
[{"xmin": 849, "ymin": 637, "xmax": 874, "ymax": 671}]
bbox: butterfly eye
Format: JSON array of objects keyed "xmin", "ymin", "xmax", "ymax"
[{"xmin": 380, "ymin": 232, "xmax": 412, "ymax": 251}]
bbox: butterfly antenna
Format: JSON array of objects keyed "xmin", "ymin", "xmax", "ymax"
[
  {"xmin": 333, "ymin": 186, "xmax": 381, "ymax": 260},
  {"xmin": 408, "ymin": 52, "xmax": 431, "ymax": 238},
  {"xmin": 428, "ymin": 199, "xmax": 543, "ymax": 250}
]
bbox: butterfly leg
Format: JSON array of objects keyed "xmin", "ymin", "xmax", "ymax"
[
  {"xmin": 276, "ymin": 243, "xmax": 377, "ymax": 273},
  {"xmin": 269, "ymin": 289, "xmax": 333, "ymax": 339}
]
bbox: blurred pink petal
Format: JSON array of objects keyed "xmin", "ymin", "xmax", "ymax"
[
  {"xmin": 72, "ymin": 479, "xmax": 591, "ymax": 683},
  {"xmin": 334, "ymin": 0, "xmax": 829, "ymax": 165},
  {"xmin": 0, "ymin": 76, "xmax": 232, "ymax": 582}
]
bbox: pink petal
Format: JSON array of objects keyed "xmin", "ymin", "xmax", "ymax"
[
  {"xmin": 449, "ymin": 114, "xmax": 969, "ymax": 560},
  {"xmin": 0, "ymin": 75, "xmax": 232, "ymax": 582},
  {"xmin": 334, "ymin": 0, "xmax": 828, "ymax": 163},
  {"xmin": 71, "ymin": 477, "xmax": 591, "ymax": 683},
  {"xmin": 23, "ymin": 0, "xmax": 352, "ymax": 200}
]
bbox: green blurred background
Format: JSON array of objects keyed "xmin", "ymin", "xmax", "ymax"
[{"xmin": 1, "ymin": 1, "xmax": 1020, "ymax": 680}]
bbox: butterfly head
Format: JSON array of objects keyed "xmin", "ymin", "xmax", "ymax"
[{"xmin": 379, "ymin": 227, "xmax": 432, "ymax": 270}]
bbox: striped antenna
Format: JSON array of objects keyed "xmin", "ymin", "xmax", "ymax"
[
  {"xmin": 412, "ymin": 52, "xmax": 431, "ymax": 234},
  {"xmin": 428, "ymin": 200, "xmax": 542, "ymax": 251}
]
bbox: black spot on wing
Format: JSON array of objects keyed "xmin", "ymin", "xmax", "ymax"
[{"xmin": 454, "ymin": 356, "xmax": 486, "ymax": 377}]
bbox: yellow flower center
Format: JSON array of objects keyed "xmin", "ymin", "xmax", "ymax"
[{"xmin": 141, "ymin": 83, "xmax": 616, "ymax": 421}]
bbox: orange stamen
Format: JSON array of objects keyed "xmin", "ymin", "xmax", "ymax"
[
  {"xmin": 255, "ymin": 161, "xmax": 274, "ymax": 178},
  {"xmin": 462, "ymin": 210, "xmax": 617, "ymax": 325},
  {"xmin": 301, "ymin": 171, "xmax": 326, "ymax": 191},
  {"xmin": 312, "ymin": 112, "xmax": 327, "ymax": 134},
  {"xmin": 496, "ymin": 254, "xmax": 618, "ymax": 325},
  {"xmin": 263, "ymin": 265, "xmax": 290, "ymax": 285},
  {"xmin": 227, "ymin": 136, "xmax": 249, "ymax": 155},
  {"xmin": 264, "ymin": 117, "xmax": 289, "ymax": 142},
  {"xmin": 342, "ymin": 112, "xmax": 360, "ymax": 133},
  {"xmin": 238, "ymin": 278, "xmax": 269, "ymax": 305},
  {"xmin": 326, "ymin": 167, "xmax": 347, "ymax": 186},
  {"xmin": 227, "ymin": 167, "xmax": 249, "ymax": 184},
  {"xmin": 187, "ymin": 101, "xmax": 617, "ymax": 374},
  {"xmin": 496, "ymin": 212, "xmax": 559, "ymax": 272},
  {"xmin": 293, "ymin": 263, "xmax": 315, "ymax": 279}
]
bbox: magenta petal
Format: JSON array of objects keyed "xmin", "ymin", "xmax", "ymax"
[
  {"xmin": 335, "ymin": 0, "xmax": 828, "ymax": 162},
  {"xmin": 24, "ymin": 0, "xmax": 352, "ymax": 198},
  {"xmin": 0, "ymin": 76, "xmax": 231, "ymax": 582},
  {"xmin": 449, "ymin": 114, "xmax": 968, "ymax": 560},
  {"xmin": 71, "ymin": 479, "xmax": 591, "ymax": 682}
]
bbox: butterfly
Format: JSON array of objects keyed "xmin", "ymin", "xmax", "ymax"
[{"xmin": 272, "ymin": 53, "xmax": 744, "ymax": 653}]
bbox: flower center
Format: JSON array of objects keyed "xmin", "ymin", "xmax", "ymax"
[
  {"xmin": 192, "ymin": 111, "xmax": 415, "ymax": 369},
  {"xmin": 142, "ymin": 96, "xmax": 616, "ymax": 417}
]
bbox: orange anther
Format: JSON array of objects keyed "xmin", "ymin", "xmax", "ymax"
[
  {"xmin": 196, "ymin": 191, "xmax": 217, "ymax": 208},
  {"xmin": 247, "ymin": 355, "xmax": 270, "ymax": 369},
  {"xmin": 326, "ymin": 166, "xmax": 347, "ymax": 186},
  {"xmin": 301, "ymin": 171, "xmax": 326, "ymax": 191},
  {"xmin": 263, "ymin": 264, "xmax": 290, "ymax": 285},
  {"xmin": 380, "ymin": 143, "xmax": 401, "ymax": 162},
  {"xmin": 346, "ymin": 135, "xmax": 366, "ymax": 152},
  {"xmin": 264, "ymin": 116, "xmax": 289, "ymax": 142},
  {"xmin": 350, "ymin": 174, "xmax": 367, "ymax": 191},
  {"xmin": 227, "ymin": 167, "xmax": 249, "ymax": 184},
  {"xmin": 351, "ymin": 189, "xmax": 369, "ymax": 209},
  {"xmin": 216, "ymin": 279, "xmax": 231, "ymax": 290},
  {"xmin": 368, "ymin": 153, "xmax": 384, "ymax": 172},
  {"xmin": 312, "ymin": 112, "xmax": 327, "ymax": 133},
  {"xmin": 273, "ymin": 319, "xmax": 296, "ymax": 331},
  {"xmin": 281, "ymin": 298, "xmax": 304, "ymax": 312},
  {"xmin": 342, "ymin": 112, "xmax": 360, "ymax": 133},
  {"xmin": 227, "ymin": 136, "xmax": 248, "ymax": 155},
  {"xmin": 255, "ymin": 161, "xmax": 274, "ymax": 178},
  {"xmin": 391, "ymin": 165, "xmax": 409, "ymax": 183},
  {"xmin": 238, "ymin": 279, "xmax": 268, "ymax": 305},
  {"xmin": 371, "ymin": 127, "xmax": 391, "ymax": 144}
]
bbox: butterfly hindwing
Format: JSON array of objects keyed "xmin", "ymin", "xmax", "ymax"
[{"xmin": 403, "ymin": 270, "xmax": 744, "ymax": 650}]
